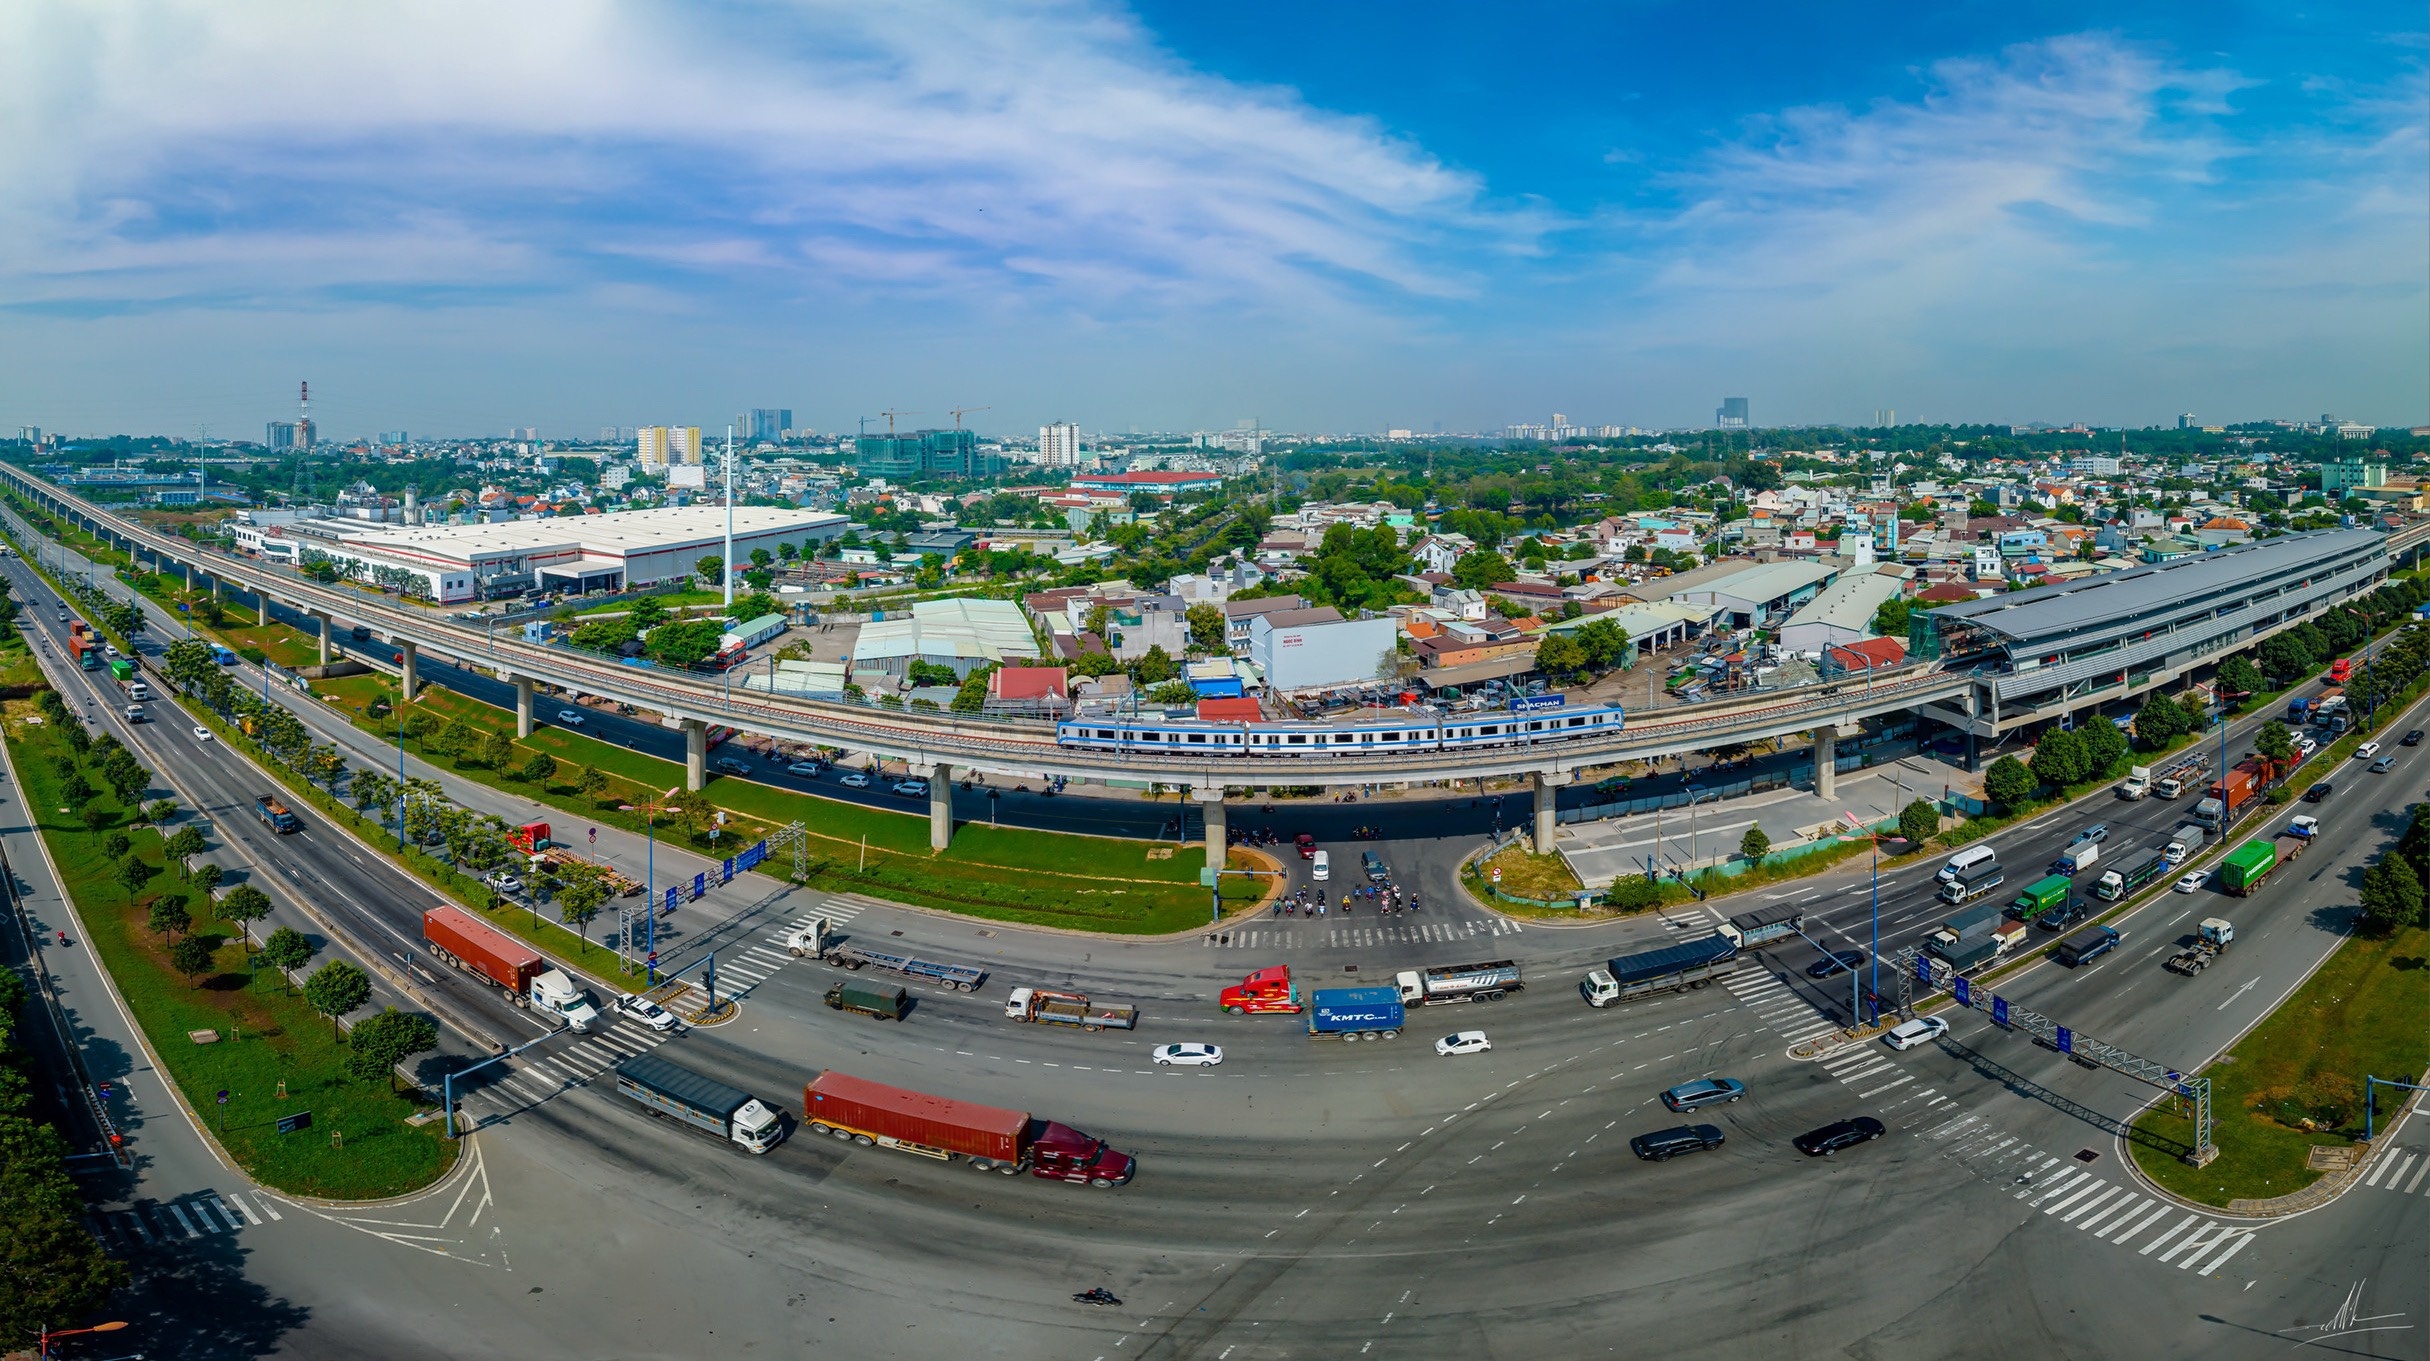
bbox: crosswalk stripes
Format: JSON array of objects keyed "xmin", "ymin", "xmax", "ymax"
[
  {"xmin": 465, "ymin": 1015, "xmax": 679, "ymax": 1118},
  {"xmin": 1923, "ymin": 1112, "xmax": 2260, "ymax": 1274},
  {"xmin": 1204, "ymin": 917, "xmax": 1524, "ymax": 948},
  {"xmin": 2355, "ymin": 1146, "xmax": 2430, "ymax": 1195},
  {"xmin": 88, "ymin": 1191, "xmax": 285, "ymax": 1252},
  {"xmin": 1721, "ymin": 967, "xmax": 1842, "ymax": 1041}
]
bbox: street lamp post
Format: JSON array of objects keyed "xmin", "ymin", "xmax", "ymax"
[
  {"xmin": 40, "ymin": 1320, "xmax": 128, "ymax": 1358},
  {"xmin": 619, "ymin": 788, "xmax": 681, "ymax": 984}
]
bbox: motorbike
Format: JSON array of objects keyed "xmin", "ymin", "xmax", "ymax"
[{"xmin": 1074, "ymin": 1289, "xmax": 1122, "ymax": 1307}]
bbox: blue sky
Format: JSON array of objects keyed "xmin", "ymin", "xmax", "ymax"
[{"xmin": 0, "ymin": 1, "xmax": 2421, "ymax": 440}]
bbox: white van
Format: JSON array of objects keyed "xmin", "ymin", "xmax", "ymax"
[
  {"xmin": 1937, "ymin": 845, "xmax": 1997, "ymax": 884},
  {"xmin": 1311, "ymin": 850, "xmax": 1330, "ymax": 882}
]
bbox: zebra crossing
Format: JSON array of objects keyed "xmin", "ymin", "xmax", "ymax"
[
  {"xmin": 653, "ymin": 897, "xmax": 867, "ymax": 1010},
  {"xmin": 1207, "ymin": 917, "xmax": 1524, "ymax": 949},
  {"xmin": 1924, "ymin": 1112, "xmax": 2261, "ymax": 1277},
  {"xmin": 88, "ymin": 1188, "xmax": 283, "ymax": 1250},
  {"xmin": 1814, "ymin": 1041, "xmax": 1962, "ymax": 1113},
  {"xmin": 2359, "ymin": 1145, "xmax": 2430, "ymax": 1197},
  {"xmin": 1720, "ymin": 967, "xmax": 1843, "ymax": 1045},
  {"xmin": 465, "ymin": 1013, "xmax": 678, "ymax": 1115}
]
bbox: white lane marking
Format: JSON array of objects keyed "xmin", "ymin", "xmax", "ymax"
[
  {"xmin": 2054, "ymin": 1184, "xmax": 2119, "ymax": 1221},
  {"xmin": 2405, "ymin": 1154, "xmax": 2430, "ymax": 1194},
  {"xmin": 2139, "ymin": 1214, "xmax": 2198, "ymax": 1256},
  {"xmin": 2075, "ymin": 1193, "xmax": 2140, "ymax": 1233},
  {"xmin": 2104, "ymin": 1203, "xmax": 2173, "ymax": 1244},
  {"xmin": 1857, "ymin": 1075, "xmax": 1915, "ymax": 1099},
  {"xmin": 164, "ymin": 1202, "xmax": 200, "ymax": 1238},
  {"xmin": 2195, "ymin": 1232, "xmax": 2256, "ymax": 1277},
  {"xmin": 2160, "ymin": 1222, "xmax": 2231, "ymax": 1266},
  {"xmin": 2363, "ymin": 1151, "xmax": 2402, "ymax": 1187}
]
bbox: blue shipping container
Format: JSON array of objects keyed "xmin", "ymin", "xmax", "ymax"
[{"xmin": 1307, "ymin": 986, "xmax": 1405, "ymax": 1036}]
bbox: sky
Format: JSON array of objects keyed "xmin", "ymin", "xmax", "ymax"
[{"xmin": 0, "ymin": 0, "xmax": 2422, "ymax": 441}]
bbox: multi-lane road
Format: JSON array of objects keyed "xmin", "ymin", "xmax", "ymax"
[{"xmin": 6, "ymin": 522, "xmax": 2425, "ymax": 1359}]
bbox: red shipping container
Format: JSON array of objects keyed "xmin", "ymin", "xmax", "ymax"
[
  {"xmin": 804, "ymin": 1071, "xmax": 1026, "ymax": 1162},
  {"xmin": 424, "ymin": 906, "xmax": 543, "ymax": 994}
]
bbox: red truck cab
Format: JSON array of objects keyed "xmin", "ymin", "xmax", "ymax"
[
  {"xmin": 1028, "ymin": 1120, "xmax": 1136, "ymax": 1186},
  {"xmin": 1220, "ymin": 965, "xmax": 1301, "ymax": 1015},
  {"xmin": 2328, "ymin": 658, "xmax": 2353, "ymax": 683},
  {"xmin": 510, "ymin": 821, "xmax": 551, "ymax": 853}
]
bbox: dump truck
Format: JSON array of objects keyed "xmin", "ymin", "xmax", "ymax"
[
  {"xmin": 421, "ymin": 905, "xmax": 601, "ymax": 1031},
  {"xmin": 1219, "ymin": 965, "xmax": 1302, "ymax": 1015},
  {"xmin": 613, "ymin": 1053, "xmax": 783, "ymax": 1154},
  {"xmin": 1306, "ymin": 986, "xmax": 1405, "ymax": 1041},
  {"xmin": 1002, "ymin": 987, "xmax": 1138, "ymax": 1031},
  {"xmin": 825, "ymin": 979, "xmax": 909, "ymax": 1021},
  {"xmin": 1579, "ymin": 933, "xmax": 1739, "ymax": 1008},
  {"xmin": 1717, "ymin": 904, "xmax": 1803, "ymax": 949},
  {"xmin": 2219, "ymin": 839, "xmax": 2278, "ymax": 896},
  {"xmin": 801, "ymin": 1070, "xmax": 1135, "ymax": 1186},
  {"xmin": 2166, "ymin": 918, "xmax": 2234, "ymax": 975},
  {"xmin": 1391, "ymin": 959, "xmax": 1522, "ymax": 1005},
  {"xmin": 254, "ymin": 794, "xmax": 302, "ymax": 834}
]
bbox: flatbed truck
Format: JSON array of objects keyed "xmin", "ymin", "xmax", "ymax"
[
  {"xmin": 614, "ymin": 1053, "xmax": 783, "ymax": 1154},
  {"xmin": 1003, "ymin": 987, "xmax": 1138, "ymax": 1031},
  {"xmin": 1580, "ymin": 933, "xmax": 1739, "ymax": 1008}
]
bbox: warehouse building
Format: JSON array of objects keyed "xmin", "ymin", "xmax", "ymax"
[
  {"xmin": 851, "ymin": 596, "xmax": 1043, "ymax": 682},
  {"xmin": 1777, "ymin": 569, "xmax": 1906, "ymax": 655}
]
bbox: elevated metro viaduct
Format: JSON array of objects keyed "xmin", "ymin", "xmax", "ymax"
[{"xmin": 8, "ymin": 465, "xmax": 2427, "ymax": 865}]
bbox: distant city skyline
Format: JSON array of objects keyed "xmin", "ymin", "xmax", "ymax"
[{"xmin": 0, "ymin": 2, "xmax": 2420, "ymax": 437}]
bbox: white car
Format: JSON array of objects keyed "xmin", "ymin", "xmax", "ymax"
[
  {"xmin": 485, "ymin": 871, "xmax": 524, "ymax": 893},
  {"xmin": 2287, "ymin": 815, "xmax": 2320, "ymax": 838},
  {"xmin": 2354, "ymin": 741, "xmax": 2381, "ymax": 760},
  {"xmin": 616, "ymin": 995, "xmax": 679, "ymax": 1032},
  {"xmin": 1151, "ymin": 1043, "xmax": 1224, "ymax": 1067},
  {"xmin": 2174, "ymin": 869, "xmax": 2207, "ymax": 893},
  {"xmin": 191, "ymin": 725, "xmax": 214, "ymax": 742},
  {"xmin": 1435, "ymin": 1030, "xmax": 1492, "ymax": 1057},
  {"xmin": 787, "ymin": 760, "xmax": 822, "ymax": 775},
  {"xmin": 838, "ymin": 772, "xmax": 871, "ymax": 789},
  {"xmin": 892, "ymin": 779, "xmax": 930, "ymax": 797},
  {"xmin": 2296, "ymin": 737, "xmax": 2318, "ymax": 756},
  {"xmin": 555, "ymin": 709, "xmax": 586, "ymax": 727},
  {"xmin": 1884, "ymin": 1015, "xmax": 1949, "ymax": 1051}
]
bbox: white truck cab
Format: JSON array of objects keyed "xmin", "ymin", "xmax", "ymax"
[
  {"xmin": 529, "ymin": 968, "xmax": 601, "ymax": 1032},
  {"xmin": 1003, "ymin": 986, "xmax": 1036, "ymax": 1020},
  {"xmin": 728, "ymin": 1098, "xmax": 783, "ymax": 1153},
  {"xmin": 781, "ymin": 918, "xmax": 834, "ymax": 957}
]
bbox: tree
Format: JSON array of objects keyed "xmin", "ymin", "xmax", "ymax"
[
  {"xmin": 146, "ymin": 895, "xmax": 190, "ymax": 941},
  {"xmin": 345, "ymin": 1007, "xmax": 439, "ymax": 1090},
  {"xmin": 2359, "ymin": 854, "xmax": 2426, "ymax": 930},
  {"xmin": 2080, "ymin": 718, "xmax": 2129, "ymax": 779},
  {"xmin": 2217, "ymin": 655, "xmax": 2266, "ymax": 699},
  {"xmin": 0, "ymin": 1115, "xmax": 129, "ymax": 1345},
  {"xmin": 1186, "ymin": 602, "xmax": 1226, "ymax": 655},
  {"xmin": 2132, "ymin": 691, "xmax": 2187, "ymax": 750},
  {"xmin": 169, "ymin": 934, "xmax": 217, "ymax": 989},
  {"xmin": 644, "ymin": 618, "xmax": 725, "ymax": 666},
  {"xmin": 1739, "ymin": 824, "xmax": 1771, "ymax": 864},
  {"xmin": 555, "ymin": 863, "xmax": 613, "ymax": 941},
  {"xmin": 666, "ymin": 787, "xmax": 714, "ymax": 839},
  {"xmin": 2254, "ymin": 719, "xmax": 2294, "ymax": 762},
  {"xmin": 2395, "ymin": 803, "xmax": 2430, "ymax": 893},
  {"xmin": 163, "ymin": 825, "xmax": 207, "ymax": 872},
  {"xmin": 694, "ymin": 555, "xmax": 724, "ymax": 587},
  {"xmin": 1450, "ymin": 549, "xmax": 1514, "ymax": 591},
  {"xmin": 2257, "ymin": 633, "xmax": 2312, "ymax": 683},
  {"xmin": 192, "ymin": 862, "xmax": 223, "ymax": 894},
  {"xmin": 1131, "ymin": 644, "xmax": 1177, "ymax": 685},
  {"xmin": 218, "ymin": 883, "xmax": 271, "ymax": 945},
  {"xmin": 577, "ymin": 765, "xmax": 610, "ymax": 805},
  {"xmin": 477, "ymin": 730, "xmax": 515, "ymax": 771},
  {"xmin": 2029, "ymin": 728, "xmax": 2088, "ymax": 788},
  {"xmin": 1872, "ymin": 596, "xmax": 1913, "ymax": 639},
  {"xmin": 1983, "ymin": 756, "xmax": 2035, "ymax": 810},
  {"xmin": 1533, "ymin": 632, "xmax": 1587, "ymax": 681},
  {"xmin": 303, "ymin": 959, "xmax": 372, "ymax": 1040},
  {"xmin": 101, "ymin": 830, "xmax": 133, "ymax": 861},
  {"xmin": 1898, "ymin": 798, "xmax": 1941, "ymax": 848},
  {"xmin": 518, "ymin": 751, "xmax": 559, "ymax": 784},
  {"xmin": 260, "ymin": 925, "xmax": 316, "ymax": 993}
]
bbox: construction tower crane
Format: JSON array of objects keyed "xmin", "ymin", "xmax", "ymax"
[
  {"xmin": 880, "ymin": 409, "xmax": 918, "ymax": 435},
  {"xmin": 949, "ymin": 405, "xmax": 992, "ymax": 429}
]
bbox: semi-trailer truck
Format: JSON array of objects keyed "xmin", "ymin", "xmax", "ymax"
[
  {"xmin": 1219, "ymin": 965, "xmax": 1302, "ymax": 1015},
  {"xmin": 1717, "ymin": 904, "xmax": 1802, "ymax": 949},
  {"xmin": 1391, "ymin": 959, "xmax": 1521, "ymax": 1005},
  {"xmin": 801, "ymin": 1070, "xmax": 1135, "ymax": 1186},
  {"xmin": 1306, "ymin": 986, "xmax": 1405, "ymax": 1041},
  {"xmin": 421, "ymin": 906, "xmax": 601, "ymax": 1030},
  {"xmin": 614, "ymin": 1053, "xmax": 783, "ymax": 1154},
  {"xmin": 2219, "ymin": 840, "xmax": 2278, "ymax": 896},
  {"xmin": 1002, "ymin": 987, "xmax": 1138, "ymax": 1031},
  {"xmin": 1580, "ymin": 933, "xmax": 1739, "ymax": 1008}
]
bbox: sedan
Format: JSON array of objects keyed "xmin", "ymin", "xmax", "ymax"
[
  {"xmin": 786, "ymin": 760, "xmax": 822, "ymax": 776},
  {"xmin": 1792, "ymin": 1116, "xmax": 1886, "ymax": 1157},
  {"xmin": 485, "ymin": 871, "xmax": 524, "ymax": 894},
  {"xmin": 1435, "ymin": 1030, "xmax": 1492, "ymax": 1057},
  {"xmin": 2174, "ymin": 869, "xmax": 2207, "ymax": 893},
  {"xmin": 2354, "ymin": 741, "xmax": 2382, "ymax": 761},
  {"xmin": 1151, "ymin": 1043, "xmax": 1224, "ymax": 1067},
  {"xmin": 2071, "ymin": 823, "xmax": 2109, "ymax": 846},
  {"xmin": 191, "ymin": 725, "xmax": 214, "ymax": 742},
  {"xmin": 1660, "ymin": 1078, "xmax": 1747, "ymax": 1112},
  {"xmin": 711, "ymin": 757, "xmax": 752, "ymax": 777},
  {"xmin": 1630, "ymin": 1124, "xmax": 1727, "ymax": 1161},
  {"xmin": 838, "ymin": 772, "xmax": 872, "ymax": 789},
  {"xmin": 617, "ymin": 995, "xmax": 680, "ymax": 1032},
  {"xmin": 2406, "ymin": 730, "xmax": 2426, "ymax": 747},
  {"xmin": 1807, "ymin": 950, "xmax": 1866, "ymax": 979},
  {"xmin": 2372, "ymin": 756, "xmax": 2396, "ymax": 773},
  {"xmin": 554, "ymin": 709, "xmax": 586, "ymax": 727}
]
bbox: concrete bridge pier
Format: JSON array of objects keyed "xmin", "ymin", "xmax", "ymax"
[
  {"xmin": 1533, "ymin": 770, "xmax": 1569, "ymax": 853},
  {"xmin": 683, "ymin": 719, "xmax": 707, "ymax": 792},
  {"xmin": 310, "ymin": 610, "xmax": 332, "ymax": 665},
  {"xmin": 513, "ymin": 674, "xmax": 536, "ymax": 738},
  {"xmin": 398, "ymin": 640, "xmax": 418, "ymax": 703},
  {"xmin": 1812, "ymin": 725, "xmax": 1838, "ymax": 801},
  {"xmin": 183, "ymin": 563, "xmax": 194, "ymax": 591},
  {"xmin": 927, "ymin": 764, "xmax": 953, "ymax": 852},
  {"xmin": 1196, "ymin": 786, "xmax": 1227, "ymax": 872}
]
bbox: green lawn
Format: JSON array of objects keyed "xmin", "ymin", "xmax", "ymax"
[
  {"xmin": 2130, "ymin": 924, "xmax": 2429, "ymax": 1207},
  {"xmin": 6, "ymin": 704, "xmax": 455, "ymax": 1199}
]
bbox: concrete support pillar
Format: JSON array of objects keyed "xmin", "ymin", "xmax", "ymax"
[
  {"xmin": 398, "ymin": 640, "xmax": 418, "ymax": 702},
  {"xmin": 1813, "ymin": 725, "xmax": 1838, "ymax": 802},
  {"xmin": 210, "ymin": 574, "xmax": 222, "ymax": 603},
  {"xmin": 683, "ymin": 719, "xmax": 707, "ymax": 792},
  {"xmin": 927, "ymin": 764, "xmax": 953, "ymax": 852},
  {"xmin": 183, "ymin": 563, "xmax": 194, "ymax": 591},
  {"xmin": 1196, "ymin": 786, "xmax": 1227, "ymax": 873},
  {"xmin": 1533, "ymin": 770, "xmax": 1570, "ymax": 853},
  {"xmin": 514, "ymin": 674, "xmax": 535, "ymax": 738},
  {"xmin": 311, "ymin": 610, "xmax": 332, "ymax": 665}
]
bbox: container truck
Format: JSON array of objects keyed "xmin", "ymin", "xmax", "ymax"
[
  {"xmin": 421, "ymin": 906, "xmax": 601, "ymax": 1030},
  {"xmin": 1391, "ymin": 959, "xmax": 1522, "ymax": 1005},
  {"xmin": 801, "ymin": 1070, "xmax": 1135, "ymax": 1186},
  {"xmin": 824, "ymin": 979, "xmax": 909, "ymax": 1021},
  {"xmin": 2093, "ymin": 851, "xmax": 2168, "ymax": 901},
  {"xmin": 2055, "ymin": 925, "xmax": 2123, "ymax": 968},
  {"xmin": 2219, "ymin": 840, "xmax": 2277, "ymax": 895},
  {"xmin": 819, "ymin": 941, "xmax": 987, "ymax": 992},
  {"xmin": 108, "ymin": 658, "xmax": 134, "ymax": 683},
  {"xmin": 2008, "ymin": 875, "xmax": 2072, "ymax": 923},
  {"xmin": 254, "ymin": 794, "xmax": 302, "ymax": 834},
  {"xmin": 1219, "ymin": 965, "xmax": 1302, "ymax": 1015},
  {"xmin": 613, "ymin": 1053, "xmax": 783, "ymax": 1154},
  {"xmin": 1579, "ymin": 933, "xmax": 1739, "ymax": 1008},
  {"xmin": 69, "ymin": 635, "xmax": 100, "ymax": 670},
  {"xmin": 117, "ymin": 671, "xmax": 150, "ymax": 702},
  {"xmin": 1306, "ymin": 986, "xmax": 1405, "ymax": 1041},
  {"xmin": 1002, "ymin": 987, "xmax": 1138, "ymax": 1031},
  {"xmin": 1717, "ymin": 904, "xmax": 1803, "ymax": 949}
]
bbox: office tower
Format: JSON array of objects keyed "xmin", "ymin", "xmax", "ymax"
[
  {"xmin": 669, "ymin": 426, "xmax": 701, "ymax": 464},
  {"xmin": 266, "ymin": 421, "xmax": 297, "ymax": 451},
  {"xmin": 16, "ymin": 426, "xmax": 39, "ymax": 446},
  {"xmin": 378, "ymin": 430, "xmax": 409, "ymax": 445},
  {"xmin": 1716, "ymin": 397, "xmax": 1749, "ymax": 429},
  {"xmin": 1039, "ymin": 422, "xmax": 1080, "ymax": 466},
  {"xmin": 2177, "ymin": 413, "xmax": 2197, "ymax": 430}
]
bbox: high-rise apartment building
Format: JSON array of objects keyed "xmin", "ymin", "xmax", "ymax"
[
  {"xmin": 745, "ymin": 409, "xmax": 792, "ymax": 444},
  {"xmin": 1038, "ymin": 422, "xmax": 1081, "ymax": 466},
  {"xmin": 636, "ymin": 426, "xmax": 703, "ymax": 468},
  {"xmin": 266, "ymin": 420, "xmax": 315, "ymax": 451},
  {"xmin": 1716, "ymin": 397, "xmax": 1749, "ymax": 429},
  {"xmin": 2322, "ymin": 459, "xmax": 2388, "ymax": 501}
]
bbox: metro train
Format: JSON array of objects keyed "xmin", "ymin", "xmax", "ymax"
[{"xmin": 1054, "ymin": 704, "xmax": 1626, "ymax": 756}]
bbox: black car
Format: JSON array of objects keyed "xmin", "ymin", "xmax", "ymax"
[
  {"xmin": 2303, "ymin": 781, "xmax": 2333, "ymax": 802},
  {"xmin": 1792, "ymin": 1116, "xmax": 1887, "ymax": 1156},
  {"xmin": 1806, "ymin": 950, "xmax": 1866, "ymax": 979},
  {"xmin": 2406, "ymin": 730, "xmax": 2425, "ymax": 747},
  {"xmin": 1630, "ymin": 1124, "xmax": 1727, "ymax": 1161},
  {"xmin": 2038, "ymin": 897, "xmax": 2092, "ymax": 931}
]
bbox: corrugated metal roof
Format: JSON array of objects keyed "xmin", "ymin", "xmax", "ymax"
[
  {"xmin": 1781, "ymin": 572, "xmax": 1903, "ymax": 632},
  {"xmin": 1930, "ymin": 529, "xmax": 2384, "ymax": 646}
]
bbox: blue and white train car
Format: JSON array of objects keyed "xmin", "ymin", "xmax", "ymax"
[{"xmin": 1054, "ymin": 705, "xmax": 1625, "ymax": 757}]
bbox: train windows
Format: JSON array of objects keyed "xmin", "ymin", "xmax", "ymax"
[
  {"xmin": 1287, "ymin": 734, "xmax": 1308, "ymax": 745},
  {"xmin": 1187, "ymin": 733, "xmax": 1206, "ymax": 744},
  {"xmin": 1333, "ymin": 733, "xmax": 1354, "ymax": 744},
  {"xmin": 1097, "ymin": 729, "xmax": 1116, "ymax": 739}
]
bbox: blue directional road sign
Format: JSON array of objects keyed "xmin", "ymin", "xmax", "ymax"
[
  {"xmin": 1954, "ymin": 977, "xmax": 1973, "ymax": 1007},
  {"xmin": 2056, "ymin": 1026, "xmax": 2074, "ymax": 1054},
  {"xmin": 1991, "ymin": 996, "xmax": 2010, "ymax": 1027}
]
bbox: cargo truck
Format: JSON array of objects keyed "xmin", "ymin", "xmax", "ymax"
[
  {"xmin": 1306, "ymin": 986, "xmax": 1405, "ymax": 1041},
  {"xmin": 2053, "ymin": 841, "xmax": 2100, "ymax": 876},
  {"xmin": 2153, "ymin": 756, "xmax": 2209, "ymax": 800},
  {"xmin": 825, "ymin": 979, "xmax": 909, "ymax": 1021},
  {"xmin": 108, "ymin": 658, "xmax": 134, "ymax": 683},
  {"xmin": 1937, "ymin": 864, "xmax": 2006, "ymax": 905},
  {"xmin": 1002, "ymin": 987, "xmax": 1138, "ymax": 1031},
  {"xmin": 254, "ymin": 794, "xmax": 302, "ymax": 834},
  {"xmin": 2093, "ymin": 851, "xmax": 2168, "ymax": 901},
  {"xmin": 2115, "ymin": 766, "xmax": 2152, "ymax": 800},
  {"xmin": 614, "ymin": 1053, "xmax": 783, "ymax": 1154},
  {"xmin": 801, "ymin": 1070, "xmax": 1135, "ymax": 1186},
  {"xmin": 2055, "ymin": 925, "xmax": 2123, "ymax": 968},
  {"xmin": 421, "ymin": 906, "xmax": 601, "ymax": 1030},
  {"xmin": 1932, "ymin": 901, "xmax": 2007, "ymax": 946},
  {"xmin": 2008, "ymin": 875, "xmax": 2072, "ymax": 923},
  {"xmin": 2219, "ymin": 840, "xmax": 2277, "ymax": 896},
  {"xmin": 815, "ymin": 939, "xmax": 987, "ymax": 992},
  {"xmin": 1579, "ymin": 933, "xmax": 1739, "ymax": 1008},
  {"xmin": 1219, "ymin": 965, "xmax": 1302, "ymax": 1015},
  {"xmin": 1391, "ymin": 959, "xmax": 1521, "ymax": 1005},
  {"xmin": 2163, "ymin": 824, "xmax": 2206, "ymax": 866},
  {"xmin": 1927, "ymin": 934, "xmax": 2002, "ymax": 974},
  {"xmin": 117, "ymin": 672, "xmax": 150, "ymax": 702},
  {"xmin": 1716, "ymin": 904, "xmax": 1803, "ymax": 949}
]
